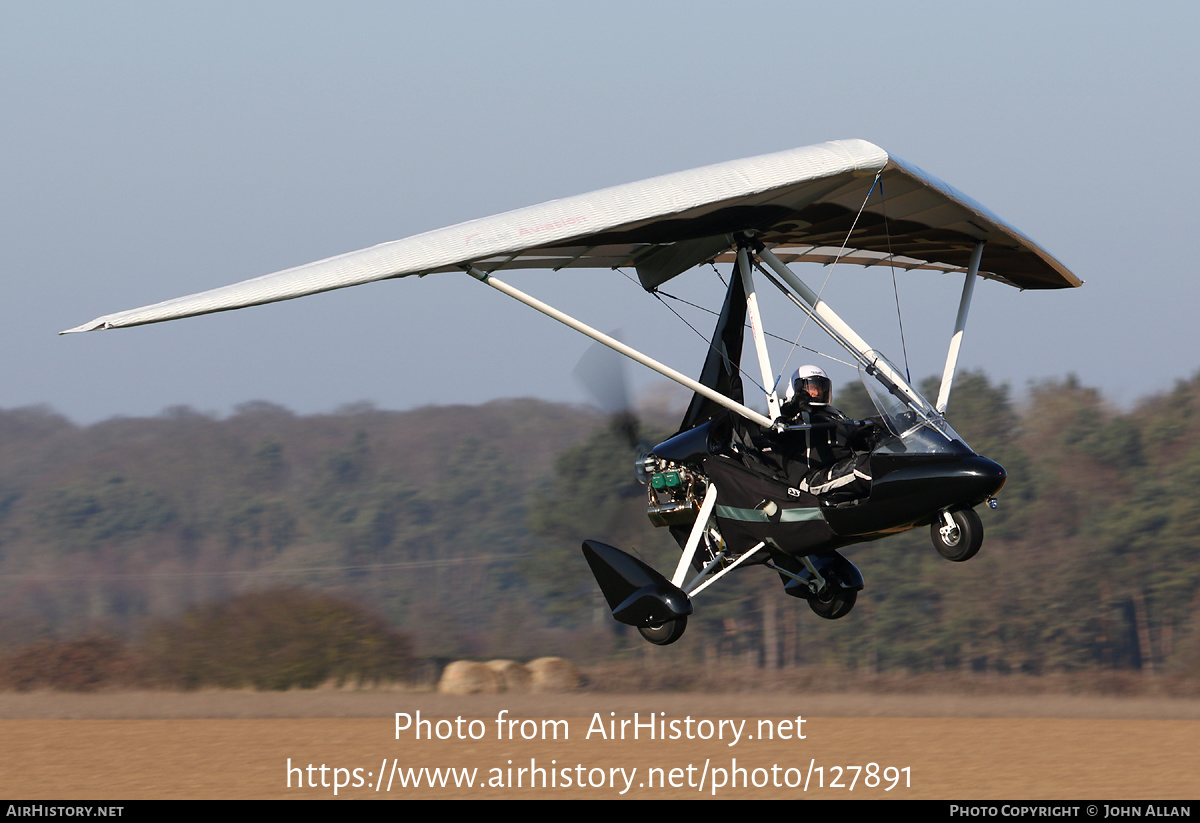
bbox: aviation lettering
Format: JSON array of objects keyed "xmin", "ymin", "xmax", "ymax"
[{"xmin": 517, "ymin": 215, "xmax": 588, "ymax": 237}]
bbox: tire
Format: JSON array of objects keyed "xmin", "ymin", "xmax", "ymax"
[
  {"xmin": 808, "ymin": 587, "xmax": 856, "ymax": 620},
  {"xmin": 638, "ymin": 616, "xmax": 687, "ymax": 645},
  {"xmin": 931, "ymin": 507, "xmax": 983, "ymax": 562}
]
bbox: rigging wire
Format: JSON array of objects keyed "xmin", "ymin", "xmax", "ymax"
[
  {"xmin": 748, "ymin": 265, "xmax": 857, "ymax": 370},
  {"xmin": 615, "ymin": 265, "xmax": 821, "ymax": 402},
  {"xmin": 613, "ymin": 255, "xmax": 861, "ymax": 406},
  {"xmin": 650, "ymin": 284, "xmax": 768, "ymax": 397},
  {"xmin": 776, "ymin": 173, "xmax": 882, "ymax": 383},
  {"xmin": 612, "ymin": 266, "xmax": 768, "ymax": 399},
  {"xmin": 878, "ymin": 177, "xmax": 913, "ymax": 383},
  {"xmin": 656, "ymin": 282, "xmax": 855, "ymax": 370}
]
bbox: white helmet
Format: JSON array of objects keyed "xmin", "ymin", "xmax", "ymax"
[{"xmin": 785, "ymin": 365, "xmax": 832, "ymax": 406}]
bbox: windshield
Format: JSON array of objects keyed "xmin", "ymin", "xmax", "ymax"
[{"xmin": 858, "ymin": 353, "xmax": 972, "ymax": 455}]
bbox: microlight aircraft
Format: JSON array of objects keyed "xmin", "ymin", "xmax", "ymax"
[{"xmin": 65, "ymin": 139, "xmax": 1080, "ymax": 645}]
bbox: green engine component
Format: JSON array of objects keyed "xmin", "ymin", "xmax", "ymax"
[{"xmin": 650, "ymin": 471, "xmax": 682, "ymax": 490}]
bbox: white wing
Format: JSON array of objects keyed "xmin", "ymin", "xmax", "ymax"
[{"xmin": 63, "ymin": 139, "xmax": 1079, "ymax": 334}]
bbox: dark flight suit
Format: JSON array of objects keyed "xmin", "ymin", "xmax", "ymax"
[{"xmin": 779, "ymin": 403, "xmax": 875, "ymax": 501}]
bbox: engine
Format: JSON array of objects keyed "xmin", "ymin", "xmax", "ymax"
[{"xmin": 640, "ymin": 454, "xmax": 704, "ymax": 527}]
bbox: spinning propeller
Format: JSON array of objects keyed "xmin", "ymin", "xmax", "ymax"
[{"xmin": 573, "ymin": 338, "xmax": 656, "ymax": 483}]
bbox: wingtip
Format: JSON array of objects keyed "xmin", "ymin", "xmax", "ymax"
[{"xmin": 59, "ymin": 320, "xmax": 105, "ymax": 335}]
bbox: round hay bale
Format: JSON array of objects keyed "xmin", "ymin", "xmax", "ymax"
[
  {"xmin": 526, "ymin": 657, "xmax": 579, "ymax": 693},
  {"xmin": 437, "ymin": 660, "xmax": 504, "ymax": 694},
  {"xmin": 485, "ymin": 659, "xmax": 532, "ymax": 693}
]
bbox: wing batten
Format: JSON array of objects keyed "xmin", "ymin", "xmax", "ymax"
[{"xmin": 63, "ymin": 139, "xmax": 1077, "ymax": 335}]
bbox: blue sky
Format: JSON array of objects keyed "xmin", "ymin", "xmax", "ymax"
[{"xmin": 4, "ymin": 1, "xmax": 1198, "ymax": 422}]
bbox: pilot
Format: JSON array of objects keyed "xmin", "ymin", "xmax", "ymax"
[{"xmin": 777, "ymin": 365, "xmax": 875, "ymax": 500}]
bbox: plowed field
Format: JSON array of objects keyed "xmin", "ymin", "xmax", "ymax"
[{"xmin": 2, "ymin": 692, "xmax": 1197, "ymax": 799}]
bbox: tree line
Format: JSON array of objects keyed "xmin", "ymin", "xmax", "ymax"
[{"xmin": 0, "ymin": 372, "xmax": 1198, "ymax": 684}]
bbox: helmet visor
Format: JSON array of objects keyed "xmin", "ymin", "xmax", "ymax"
[{"xmin": 797, "ymin": 375, "xmax": 832, "ymax": 405}]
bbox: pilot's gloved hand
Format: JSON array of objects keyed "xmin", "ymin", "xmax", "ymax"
[
  {"xmin": 779, "ymin": 396, "xmax": 804, "ymax": 420},
  {"xmin": 849, "ymin": 420, "xmax": 879, "ymax": 451}
]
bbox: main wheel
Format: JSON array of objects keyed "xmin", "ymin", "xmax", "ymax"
[
  {"xmin": 931, "ymin": 507, "xmax": 983, "ymax": 562},
  {"xmin": 638, "ymin": 616, "xmax": 687, "ymax": 645},
  {"xmin": 808, "ymin": 587, "xmax": 856, "ymax": 620}
]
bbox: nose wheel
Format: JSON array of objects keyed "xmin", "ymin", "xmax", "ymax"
[
  {"xmin": 931, "ymin": 507, "xmax": 983, "ymax": 562},
  {"xmin": 638, "ymin": 616, "xmax": 687, "ymax": 645}
]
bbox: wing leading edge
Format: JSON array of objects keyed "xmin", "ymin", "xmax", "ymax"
[{"xmin": 62, "ymin": 139, "xmax": 1079, "ymax": 335}]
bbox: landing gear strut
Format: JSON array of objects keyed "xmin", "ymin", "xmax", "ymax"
[{"xmin": 775, "ymin": 550, "xmax": 864, "ymax": 620}]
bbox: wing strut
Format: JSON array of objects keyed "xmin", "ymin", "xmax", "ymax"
[
  {"xmin": 935, "ymin": 242, "xmax": 985, "ymax": 414},
  {"xmin": 464, "ymin": 268, "xmax": 774, "ymax": 429},
  {"xmin": 737, "ymin": 242, "xmax": 781, "ymax": 421}
]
